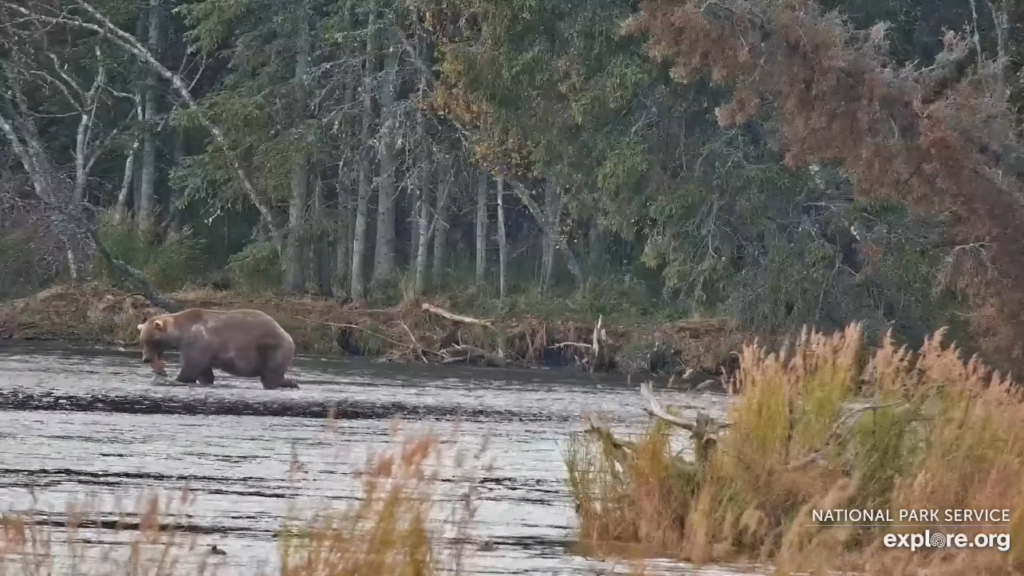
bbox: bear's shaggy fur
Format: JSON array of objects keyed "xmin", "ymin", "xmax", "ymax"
[{"xmin": 137, "ymin": 308, "xmax": 298, "ymax": 389}]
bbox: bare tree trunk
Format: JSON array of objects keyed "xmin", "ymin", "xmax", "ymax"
[
  {"xmin": 539, "ymin": 178, "xmax": 561, "ymax": 293},
  {"xmin": 283, "ymin": 157, "xmax": 309, "ymax": 293},
  {"xmin": 372, "ymin": 28, "xmax": 400, "ymax": 285},
  {"xmin": 313, "ymin": 175, "xmax": 333, "ymax": 296},
  {"xmin": 284, "ymin": 3, "xmax": 312, "ymax": 295},
  {"xmin": 985, "ymin": 0, "xmax": 1010, "ymax": 91},
  {"xmin": 432, "ymin": 170, "xmax": 450, "ymax": 286},
  {"xmin": 505, "ymin": 179, "xmax": 582, "ymax": 285},
  {"xmin": 0, "ymin": 96, "xmax": 94, "ymax": 282},
  {"xmin": 125, "ymin": 14, "xmax": 145, "ymax": 229},
  {"xmin": 114, "ymin": 93, "xmax": 144, "ymax": 225},
  {"xmin": 413, "ymin": 192, "xmax": 431, "ymax": 294},
  {"xmin": 114, "ymin": 136, "xmax": 138, "ymax": 224},
  {"xmin": 138, "ymin": 0, "xmax": 163, "ymax": 238},
  {"xmin": 410, "ymin": 194, "xmax": 421, "ymax": 271},
  {"xmin": 335, "ymin": 180, "xmax": 351, "ymax": 292},
  {"xmin": 475, "ymin": 171, "xmax": 488, "ymax": 284},
  {"xmin": 414, "ymin": 177, "xmax": 431, "ymax": 295},
  {"xmin": 350, "ymin": 10, "xmax": 377, "ymax": 300},
  {"xmin": 133, "ymin": 150, "xmax": 143, "ymax": 228},
  {"xmin": 352, "ymin": 167, "xmax": 372, "ymax": 298},
  {"xmin": 72, "ymin": 48, "xmax": 106, "ymax": 209},
  {"xmin": 496, "ymin": 175, "xmax": 507, "ymax": 301},
  {"xmin": 167, "ymin": 126, "xmax": 185, "ymax": 238}
]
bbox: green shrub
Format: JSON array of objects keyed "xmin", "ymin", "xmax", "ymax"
[
  {"xmin": 226, "ymin": 240, "xmax": 282, "ymax": 293},
  {"xmin": 95, "ymin": 216, "xmax": 205, "ymax": 291}
]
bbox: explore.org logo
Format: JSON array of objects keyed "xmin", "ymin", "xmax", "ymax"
[{"xmin": 883, "ymin": 530, "xmax": 1011, "ymax": 552}]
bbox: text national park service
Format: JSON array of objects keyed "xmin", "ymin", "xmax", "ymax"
[{"xmin": 812, "ymin": 509, "xmax": 1012, "ymax": 524}]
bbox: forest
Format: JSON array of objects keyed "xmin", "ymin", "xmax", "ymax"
[{"xmin": 1, "ymin": 0, "xmax": 1023, "ymax": 373}]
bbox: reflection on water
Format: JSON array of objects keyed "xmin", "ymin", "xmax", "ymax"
[{"xmin": 0, "ymin": 341, "xmax": 766, "ymax": 575}]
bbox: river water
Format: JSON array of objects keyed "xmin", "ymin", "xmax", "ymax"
[{"xmin": 0, "ymin": 341, "xmax": 766, "ymax": 575}]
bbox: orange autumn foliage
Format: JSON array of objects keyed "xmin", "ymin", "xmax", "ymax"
[{"xmin": 623, "ymin": 0, "xmax": 1024, "ymax": 373}]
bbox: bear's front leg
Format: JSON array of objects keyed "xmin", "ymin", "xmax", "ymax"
[
  {"xmin": 175, "ymin": 367, "xmax": 199, "ymax": 384},
  {"xmin": 198, "ymin": 367, "xmax": 216, "ymax": 385},
  {"xmin": 176, "ymin": 343, "xmax": 213, "ymax": 384},
  {"xmin": 260, "ymin": 372, "xmax": 299, "ymax": 390},
  {"xmin": 175, "ymin": 361, "xmax": 212, "ymax": 384}
]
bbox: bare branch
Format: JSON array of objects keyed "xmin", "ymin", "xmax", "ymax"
[
  {"xmin": 509, "ymin": 180, "xmax": 583, "ymax": 282},
  {"xmin": 2, "ymin": 0, "xmax": 277, "ymax": 230},
  {"xmin": 45, "ymin": 51, "xmax": 85, "ymax": 101},
  {"xmin": 74, "ymin": 45, "xmax": 106, "ymax": 203},
  {"xmin": 640, "ymin": 381, "xmax": 732, "ymax": 433},
  {"xmin": 421, "ymin": 302, "xmax": 494, "ymax": 328},
  {"xmin": 782, "ymin": 400, "xmax": 906, "ymax": 471}
]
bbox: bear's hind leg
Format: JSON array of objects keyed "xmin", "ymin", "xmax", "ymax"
[{"xmin": 257, "ymin": 341, "xmax": 298, "ymax": 389}]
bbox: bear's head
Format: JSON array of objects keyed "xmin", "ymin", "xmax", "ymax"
[{"xmin": 137, "ymin": 315, "xmax": 175, "ymax": 374}]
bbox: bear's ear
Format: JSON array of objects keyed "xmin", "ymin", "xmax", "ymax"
[{"xmin": 153, "ymin": 319, "xmax": 166, "ymax": 331}]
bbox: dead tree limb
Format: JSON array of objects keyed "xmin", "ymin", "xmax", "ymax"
[
  {"xmin": 439, "ymin": 345, "xmax": 507, "ymax": 367},
  {"xmin": 509, "ymin": 181, "xmax": 583, "ymax": 283},
  {"xmin": 421, "ymin": 302, "xmax": 494, "ymax": 328},
  {"xmin": 296, "ymin": 317, "xmax": 415, "ymax": 352},
  {"xmin": 88, "ymin": 229, "xmax": 182, "ymax": 312},
  {"xmin": 783, "ymin": 400, "xmax": 906, "ymax": 471},
  {"xmin": 400, "ymin": 320, "xmax": 428, "ymax": 363},
  {"xmin": 580, "ymin": 411, "xmax": 639, "ymax": 478},
  {"xmin": 580, "ymin": 410, "xmax": 701, "ymax": 478},
  {"xmin": 550, "ymin": 342, "xmax": 592, "ymax": 349},
  {"xmin": 640, "ymin": 381, "xmax": 730, "ymax": 465},
  {"xmin": 640, "ymin": 381, "xmax": 731, "ymax": 433}
]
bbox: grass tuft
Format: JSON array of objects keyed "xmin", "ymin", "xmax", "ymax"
[{"xmin": 566, "ymin": 323, "xmax": 1024, "ymax": 574}]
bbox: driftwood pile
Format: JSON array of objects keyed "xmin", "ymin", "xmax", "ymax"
[{"xmin": 309, "ymin": 301, "xmax": 613, "ymax": 371}]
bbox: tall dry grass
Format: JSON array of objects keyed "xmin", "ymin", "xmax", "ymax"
[
  {"xmin": 0, "ymin": 425, "xmax": 486, "ymax": 576},
  {"xmin": 566, "ymin": 323, "xmax": 1024, "ymax": 574}
]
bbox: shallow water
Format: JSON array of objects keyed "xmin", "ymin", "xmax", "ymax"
[{"xmin": 0, "ymin": 341, "xmax": 769, "ymax": 575}]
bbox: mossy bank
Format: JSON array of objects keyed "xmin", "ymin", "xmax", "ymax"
[{"xmin": 0, "ymin": 284, "xmax": 744, "ymax": 382}]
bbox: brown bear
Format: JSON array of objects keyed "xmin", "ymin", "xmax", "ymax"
[{"xmin": 136, "ymin": 308, "xmax": 298, "ymax": 389}]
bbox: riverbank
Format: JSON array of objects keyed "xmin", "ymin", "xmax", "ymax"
[{"xmin": 0, "ymin": 283, "xmax": 744, "ymax": 384}]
